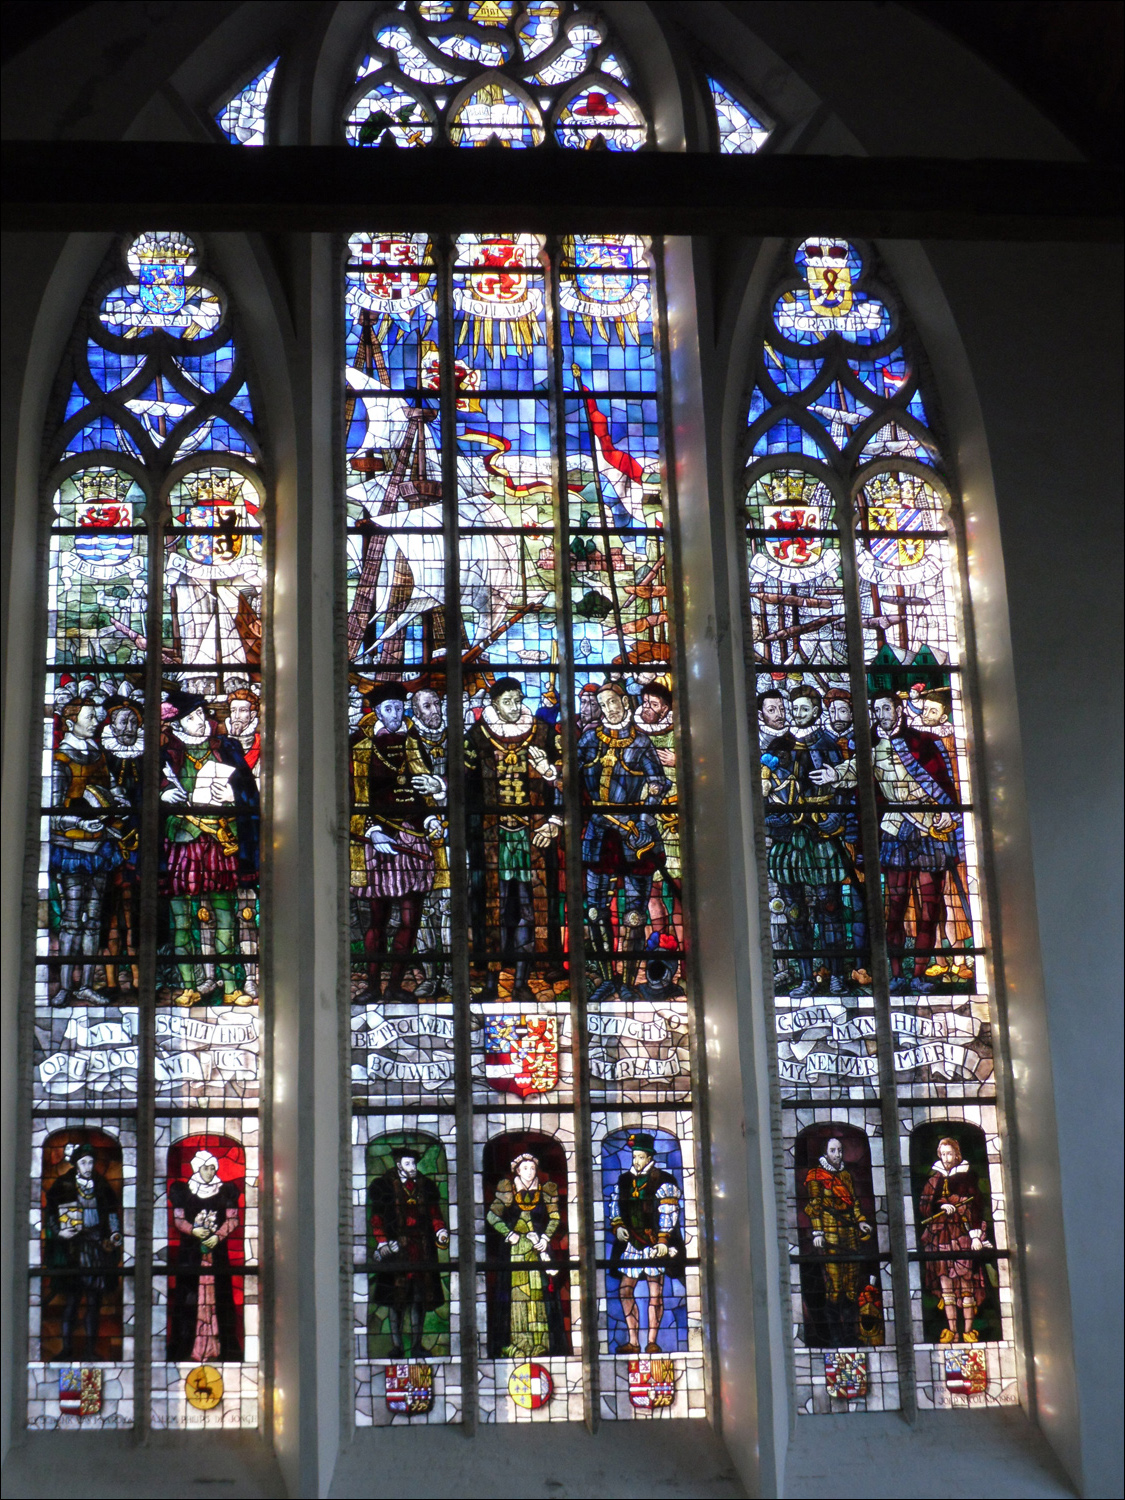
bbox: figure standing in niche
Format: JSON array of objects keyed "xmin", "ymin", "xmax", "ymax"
[
  {"xmin": 49, "ymin": 698, "xmax": 128, "ymax": 1004},
  {"xmin": 609, "ymin": 1132, "xmax": 684, "ymax": 1354},
  {"xmin": 349, "ymin": 684, "xmax": 440, "ymax": 1000},
  {"xmin": 919, "ymin": 1136, "xmax": 991, "ymax": 1344},
  {"xmin": 486, "ymin": 1150, "xmax": 567, "ymax": 1357},
  {"xmin": 159, "ymin": 690, "xmax": 259, "ymax": 1007},
  {"xmin": 45, "ymin": 1142, "xmax": 122, "ymax": 1358},
  {"xmin": 465, "ymin": 678, "xmax": 562, "ymax": 1002},
  {"xmin": 169, "ymin": 1149, "xmax": 242, "ymax": 1361},
  {"xmin": 803, "ymin": 1135, "xmax": 875, "ymax": 1346},
  {"xmin": 369, "ymin": 1146, "xmax": 449, "ymax": 1357}
]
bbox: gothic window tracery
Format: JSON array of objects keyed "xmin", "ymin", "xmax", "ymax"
[
  {"xmin": 743, "ymin": 238, "xmax": 1016, "ymax": 1414},
  {"xmin": 27, "ymin": 231, "xmax": 264, "ymax": 1431}
]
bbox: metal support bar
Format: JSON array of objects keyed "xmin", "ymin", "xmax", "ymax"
[
  {"xmin": 437, "ymin": 234, "xmax": 479, "ymax": 1433},
  {"xmin": 3, "ymin": 143, "xmax": 1121, "ymax": 241}
]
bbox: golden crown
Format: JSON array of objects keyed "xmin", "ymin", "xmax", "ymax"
[
  {"xmin": 78, "ymin": 469, "xmax": 133, "ymax": 504},
  {"xmin": 760, "ymin": 470, "xmax": 820, "ymax": 507},
  {"xmin": 131, "ymin": 231, "xmax": 194, "ymax": 266},
  {"xmin": 182, "ymin": 471, "xmax": 245, "ymax": 509}
]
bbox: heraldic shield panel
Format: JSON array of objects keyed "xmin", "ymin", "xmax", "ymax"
[
  {"xmin": 342, "ymin": 221, "xmax": 706, "ymax": 1422},
  {"xmin": 26, "ymin": 229, "xmax": 265, "ymax": 1432},
  {"xmin": 743, "ymin": 237, "xmax": 1016, "ymax": 1413}
]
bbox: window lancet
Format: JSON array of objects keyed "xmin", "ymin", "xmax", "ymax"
[
  {"xmin": 742, "ymin": 238, "xmax": 1016, "ymax": 1415},
  {"xmin": 343, "ymin": 230, "xmax": 706, "ymax": 1423},
  {"xmin": 27, "ymin": 232, "xmax": 265, "ymax": 1432},
  {"xmin": 215, "ymin": 60, "xmax": 279, "ymax": 146}
]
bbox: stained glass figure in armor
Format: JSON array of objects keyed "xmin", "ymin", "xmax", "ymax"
[
  {"xmin": 44, "ymin": 1140, "xmax": 122, "ymax": 1358},
  {"xmin": 608, "ymin": 1131, "xmax": 684, "ymax": 1355},
  {"xmin": 802, "ymin": 1134, "xmax": 875, "ymax": 1347},
  {"xmin": 918, "ymin": 1136, "xmax": 992, "ymax": 1345},
  {"xmin": 168, "ymin": 1146, "xmax": 243, "ymax": 1362},
  {"xmin": 485, "ymin": 1137, "xmax": 569, "ymax": 1358},
  {"xmin": 369, "ymin": 1144, "xmax": 450, "ymax": 1357},
  {"xmin": 159, "ymin": 689, "xmax": 259, "ymax": 1006},
  {"xmin": 794, "ymin": 1125, "xmax": 882, "ymax": 1351},
  {"xmin": 760, "ymin": 684, "xmax": 857, "ymax": 997},
  {"xmin": 349, "ymin": 683, "xmax": 443, "ymax": 1000},
  {"xmin": 49, "ymin": 699, "xmax": 130, "ymax": 1005},
  {"xmin": 869, "ymin": 688, "xmax": 964, "ymax": 994},
  {"xmin": 466, "ymin": 677, "xmax": 562, "ymax": 1002},
  {"xmin": 578, "ymin": 680, "xmax": 669, "ymax": 995}
]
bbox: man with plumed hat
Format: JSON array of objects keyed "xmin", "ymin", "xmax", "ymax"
[
  {"xmin": 349, "ymin": 682, "xmax": 441, "ymax": 1000},
  {"xmin": 608, "ymin": 1130, "xmax": 684, "ymax": 1354},
  {"xmin": 159, "ymin": 687, "xmax": 259, "ymax": 1006}
]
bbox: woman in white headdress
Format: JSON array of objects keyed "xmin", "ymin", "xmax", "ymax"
[{"xmin": 168, "ymin": 1146, "xmax": 243, "ymax": 1362}]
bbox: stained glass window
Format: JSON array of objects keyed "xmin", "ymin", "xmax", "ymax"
[
  {"xmin": 28, "ymin": 231, "xmax": 264, "ymax": 1431},
  {"xmin": 346, "ymin": 2, "xmax": 648, "ymax": 150},
  {"xmin": 343, "ymin": 230, "xmax": 706, "ymax": 1424},
  {"xmin": 215, "ymin": 59, "xmax": 279, "ymax": 146},
  {"xmin": 742, "ymin": 238, "xmax": 1017, "ymax": 1414},
  {"xmin": 706, "ymin": 75, "xmax": 771, "ymax": 155}
]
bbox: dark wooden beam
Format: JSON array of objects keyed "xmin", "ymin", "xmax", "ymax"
[{"xmin": 2, "ymin": 141, "xmax": 1121, "ymax": 240}]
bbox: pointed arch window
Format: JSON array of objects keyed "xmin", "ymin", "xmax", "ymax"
[
  {"xmin": 26, "ymin": 232, "xmax": 266, "ymax": 1431},
  {"xmin": 342, "ymin": 227, "xmax": 710, "ymax": 1425},
  {"xmin": 741, "ymin": 238, "xmax": 1017, "ymax": 1414}
]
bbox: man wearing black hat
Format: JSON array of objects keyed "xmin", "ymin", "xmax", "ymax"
[
  {"xmin": 159, "ymin": 690, "xmax": 259, "ymax": 1006},
  {"xmin": 608, "ymin": 1131, "xmax": 684, "ymax": 1354},
  {"xmin": 368, "ymin": 1145, "xmax": 450, "ymax": 1357},
  {"xmin": 44, "ymin": 1141, "xmax": 122, "ymax": 1358}
]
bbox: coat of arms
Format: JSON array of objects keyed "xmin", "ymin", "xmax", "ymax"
[
  {"xmin": 469, "ymin": 236, "xmax": 531, "ymax": 306},
  {"xmin": 484, "ymin": 1015, "xmax": 559, "ymax": 1098},
  {"xmin": 628, "ymin": 1357, "xmax": 676, "ymax": 1411},
  {"xmin": 385, "ymin": 1361, "xmax": 435, "ymax": 1415},
  {"xmin": 763, "ymin": 505, "xmax": 823, "ymax": 567},
  {"xmin": 184, "ymin": 1364, "xmax": 224, "ymax": 1411},
  {"xmin": 824, "ymin": 1350, "xmax": 868, "ymax": 1399},
  {"xmin": 59, "ymin": 1366, "xmax": 102, "ymax": 1417},
  {"xmin": 574, "ymin": 235, "xmax": 638, "ymax": 306},
  {"xmin": 861, "ymin": 475, "xmax": 942, "ymax": 572},
  {"xmin": 508, "ymin": 1361, "xmax": 553, "ymax": 1410},
  {"xmin": 944, "ymin": 1350, "xmax": 988, "ymax": 1397},
  {"xmin": 802, "ymin": 239, "xmax": 854, "ymax": 317},
  {"xmin": 74, "ymin": 472, "xmax": 135, "ymax": 566}
]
